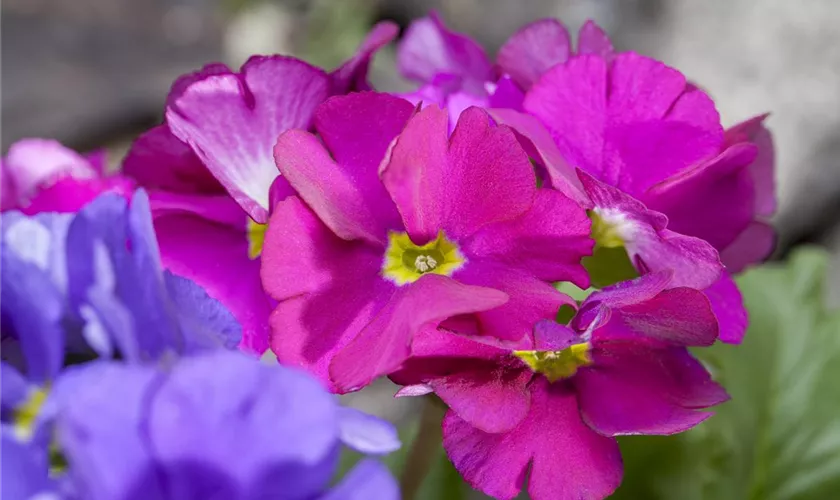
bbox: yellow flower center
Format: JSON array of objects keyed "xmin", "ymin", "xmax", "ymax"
[
  {"xmin": 382, "ymin": 231, "xmax": 465, "ymax": 285},
  {"xmin": 590, "ymin": 209, "xmax": 629, "ymax": 249},
  {"xmin": 584, "ymin": 209, "xmax": 639, "ymax": 288},
  {"xmin": 13, "ymin": 387, "xmax": 48, "ymax": 440},
  {"xmin": 247, "ymin": 220, "xmax": 267, "ymax": 259},
  {"xmin": 513, "ymin": 343, "xmax": 592, "ymax": 382}
]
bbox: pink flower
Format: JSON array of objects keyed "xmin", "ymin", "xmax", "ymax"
[
  {"xmin": 263, "ymin": 92, "xmax": 593, "ymax": 392},
  {"xmin": 1, "ymin": 139, "xmax": 132, "ymax": 214},
  {"xmin": 122, "ymin": 25, "xmax": 397, "ymax": 354},
  {"xmin": 392, "ymin": 272, "xmax": 728, "ymax": 500}
]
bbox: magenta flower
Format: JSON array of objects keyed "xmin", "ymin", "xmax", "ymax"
[
  {"xmin": 392, "ymin": 272, "xmax": 728, "ymax": 500},
  {"xmin": 263, "ymin": 92, "xmax": 593, "ymax": 392},
  {"xmin": 395, "ymin": 13, "xmax": 613, "ymax": 126},
  {"xmin": 1, "ymin": 139, "xmax": 132, "ymax": 214},
  {"xmin": 122, "ymin": 26, "xmax": 397, "ymax": 354}
]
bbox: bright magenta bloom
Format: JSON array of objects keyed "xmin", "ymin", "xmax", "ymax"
[
  {"xmin": 264, "ymin": 92, "xmax": 592, "ymax": 392},
  {"xmin": 392, "ymin": 272, "xmax": 728, "ymax": 500}
]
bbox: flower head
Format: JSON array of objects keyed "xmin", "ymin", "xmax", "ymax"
[
  {"xmin": 392, "ymin": 272, "xmax": 728, "ymax": 500},
  {"xmin": 264, "ymin": 92, "xmax": 593, "ymax": 392}
]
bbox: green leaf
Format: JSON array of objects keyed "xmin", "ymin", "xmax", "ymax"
[{"xmin": 613, "ymin": 247, "xmax": 840, "ymax": 499}]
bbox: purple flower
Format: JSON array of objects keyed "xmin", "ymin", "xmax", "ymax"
[
  {"xmin": 122, "ymin": 25, "xmax": 397, "ymax": 354},
  {"xmin": 264, "ymin": 92, "xmax": 593, "ymax": 393},
  {"xmin": 392, "ymin": 272, "xmax": 728, "ymax": 500},
  {"xmin": 47, "ymin": 350, "xmax": 399, "ymax": 500}
]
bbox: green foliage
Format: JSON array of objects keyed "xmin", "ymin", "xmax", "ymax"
[
  {"xmin": 614, "ymin": 247, "xmax": 840, "ymax": 499},
  {"xmin": 582, "ymin": 246, "xmax": 639, "ymax": 289}
]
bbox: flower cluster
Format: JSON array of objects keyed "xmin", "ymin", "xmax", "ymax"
[{"xmin": 2, "ymin": 13, "xmax": 774, "ymax": 500}]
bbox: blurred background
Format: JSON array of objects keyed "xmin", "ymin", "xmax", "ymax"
[{"xmin": 3, "ymin": 1, "xmax": 840, "ymax": 498}]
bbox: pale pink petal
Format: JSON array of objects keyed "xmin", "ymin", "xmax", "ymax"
[
  {"xmin": 331, "ymin": 21, "xmax": 399, "ymax": 92},
  {"xmin": 497, "ymin": 19, "xmax": 571, "ymax": 90},
  {"xmin": 166, "ymin": 56, "xmax": 331, "ymax": 223},
  {"xmin": 443, "ymin": 379, "xmax": 622, "ymax": 500},
  {"xmin": 3, "ymin": 138, "xmax": 97, "ymax": 207},
  {"xmin": 122, "ymin": 124, "xmax": 222, "ymax": 195},
  {"xmin": 577, "ymin": 20, "xmax": 614, "ymax": 60},
  {"xmin": 704, "ymin": 273, "xmax": 747, "ymax": 344},
  {"xmin": 397, "ymin": 12, "xmax": 493, "ymax": 95},
  {"xmin": 330, "ymin": 274, "xmax": 509, "ymax": 392},
  {"xmin": 463, "ymin": 189, "xmax": 592, "ymax": 286},
  {"xmin": 261, "ymin": 197, "xmax": 394, "ymax": 390},
  {"xmin": 577, "ymin": 345, "xmax": 729, "ymax": 435}
]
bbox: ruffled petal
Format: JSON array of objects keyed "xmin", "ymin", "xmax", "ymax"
[
  {"xmin": 166, "ymin": 56, "xmax": 331, "ymax": 223},
  {"xmin": 497, "ymin": 19, "xmax": 570, "ymax": 90},
  {"xmin": 577, "ymin": 345, "xmax": 729, "ymax": 435},
  {"xmin": 443, "ymin": 379, "xmax": 622, "ymax": 500},
  {"xmin": 331, "ymin": 21, "xmax": 399, "ymax": 93}
]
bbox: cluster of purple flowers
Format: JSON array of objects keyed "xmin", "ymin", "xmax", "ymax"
[{"xmin": 2, "ymin": 12, "xmax": 774, "ymax": 500}]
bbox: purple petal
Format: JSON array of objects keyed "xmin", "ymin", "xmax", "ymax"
[
  {"xmin": 725, "ymin": 114, "xmax": 776, "ymax": 217},
  {"xmin": 321, "ymin": 459, "xmax": 399, "ymax": 500},
  {"xmin": 497, "ymin": 19, "xmax": 571, "ymax": 90},
  {"xmin": 331, "ymin": 21, "xmax": 399, "ymax": 93},
  {"xmin": 443, "ymin": 379, "xmax": 622, "ymax": 500},
  {"xmin": 704, "ymin": 273, "xmax": 748, "ymax": 344},
  {"xmin": 166, "ymin": 56, "xmax": 330, "ymax": 223},
  {"xmin": 1, "ymin": 428, "xmax": 53, "ymax": 499},
  {"xmin": 397, "ymin": 12, "xmax": 493, "ymax": 95},
  {"xmin": 533, "ymin": 320, "xmax": 581, "ymax": 351},
  {"xmin": 577, "ymin": 345, "xmax": 729, "ymax": 435},
  {"xmin": 720, "ymin": 220, "xmax": 776, "ymax": 273},
  {"xmin": 330, "ymin": 274, "xmax": 509, "ymax": 393},
  {"xmin": 577, "ymin": 20, "xmax": 614, "ymax": 60},
  {"xmin": 122, "ymin": 124, "xmax": 222, "ymax": 195},
  {"xmin": 337, "ymin": 407, "xmax": 400, "ymax": 455},
  {"xmin": 261, "ymin": 197, "xmax": 395, "ymax": 390}
]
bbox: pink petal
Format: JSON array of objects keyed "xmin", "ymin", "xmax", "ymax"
[
  {"xmin": 261, "ymin": 197, "xmax": 394, "ymax": 390},
  {"xmin": 704, "ymin": 273, "xmax": 747, "ymax": 344},
  {"xmin": 146, "ymin": 192, "xmax": 247, "ymax": 228},
  {"xmin": 580, "ymin": 171, "xmax": 723, "ymax": 289},
  {"xmin": 454, "ymin": 260, "xmax": 573, "ymax": 342},
  {"xmin": 485, "ymin": 108, "xmax": 588, "ymax": 205},
  {"xmin": 486, "ymin": 76, "xmax": 525, "ymax": 110},
  {"xmin": 383, "ymin": 106, "xmax": 536, "ymax": 243},
  {"xmin": 577, "ymin": 345, "xmax": 729, "ymax": 435},
  {"xmin": 463, "ymin": 189, "xmax": 592, "ymax": 286},
  {"xmin": 397, "ymin": 12, "xmax": 493, "ymax": 95},
  {"xmin": 725, "ymin": 114, "xmax": 776, "ymax": 217},
  {"xmin": 331, "ymin": 21, "xmax": 399, "ymax": 93},
  {"xmin": 576, "ymin": 20, "xmax": 614, "ymax": 60},
  {"xmin": 274, "ymin": 129, "xmax": 392, "ymax": 246},
  {"xmin": 524, "ymin": 55, "xmax": 608, "ymax": 181},
  {"xmin": 497, "ymin": 19, "xmax": 571, "ymax": 90},
  {"xmin": 166, "ymin": 56, "xmax": 331, "ymax": 223},
  {"xmin": 154, "ymin": 212, "xmax": 271, "ymax": 354},
  {"xmin": 719, "ymin": 220, "xmax": 775, "ymax": 273},
  {"xmin": 533, "ymin": 319, "xmax": 581, "ymax": 351},
  {"xmin": 607, "ymin": 53, "xmax": 688, "ymax": 123},
  {"xmin": 330, "ymin": 274, "xmax": 509, "ymax": 392},
  {"xmin": 21, "ymin": 176, "xmax": 133, "ymax": 215},
  {"xmin": 443, "ymin": 378, "xmax": 622, "ymax": 500},
  {"xmin": 3, "ymin": 139, "xmax": 98, "ymax": 208},
  {"xmin": 122, "ymin": 125, "xmax": 222, "ymax": 195},
  {"xmin": 643, "ymin": 143, "xmax": 758, "ymax": 250}
]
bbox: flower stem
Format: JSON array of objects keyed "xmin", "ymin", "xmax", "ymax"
[{"xmin": 400, "ymin": 395, "xmax": 447, "ymax": 500}]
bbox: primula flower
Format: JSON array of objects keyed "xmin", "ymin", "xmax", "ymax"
[
  {"xmin": 1, "ymin": 138, "xmax": 132, "ymax": 213},
  {"xmin": 395, "ymin": 12, "xmax": 612, "ymax": 127},
  {"xmin": 123, "ymin": 23, "xmax": 398, "ymax": 354},
  {"xmin": 392, "ymin": 272, "xmax": 728, "ymax": 500},
  {"xmin": 1, "ymin": 190, "xmax": 241, "ymax": 450},
  {"xmin": 264, "ymin": 92, "xmax": 592, "ymax": 392}
]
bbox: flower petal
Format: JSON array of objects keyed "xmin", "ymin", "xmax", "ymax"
[
  {"xmin": 725, "ymin": 114, "xmax": 776, "ymax": 217},
  {"xmin": 331, "ymin": 21, "xmax": 399, "ymax": 93},
  {"xmin": 720, "ymin": 220, "xmax": 775, "ymax": 273},
  {"xmin": 166, "ymin": 56, "xmax": 330, "ymax": 223},
  {"xmin": 321, "ymin": 459, "xmax": 399, "ymax": 500},
  {"xmin": 704, "ymin": 273, "xmax": 748, "ymax": 344},
  {"xmin": 330, "ymin": 274, "xmax": 509, "ymax": 393},
  {"xmin": 122, "ymin": 124, "xmax": 222, "ymax": 195},
  {"xmin": 577, "ymin": 20, "xmax": 614, "ymax": 60},
  {"xmin": 463, "ymin": 189, "xmax": 592, "ymax": 286},
  {"xmin": 443, "ymin": 378, "xmax": 622, "ymax": 500},
  {"xmin": 497, "ymin": 19, "xmax": 571, "ymax": 90},
  {"xmin": 397, "ymin": 12, "xmax": 493, "ymax": 95},
  {"xmin": 337, "ymin": 407, "xmax": 400, "ymax": 455},
  {"xmin": 577, "ymin": 345, "xmax": 729, "ymax": 435}
]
